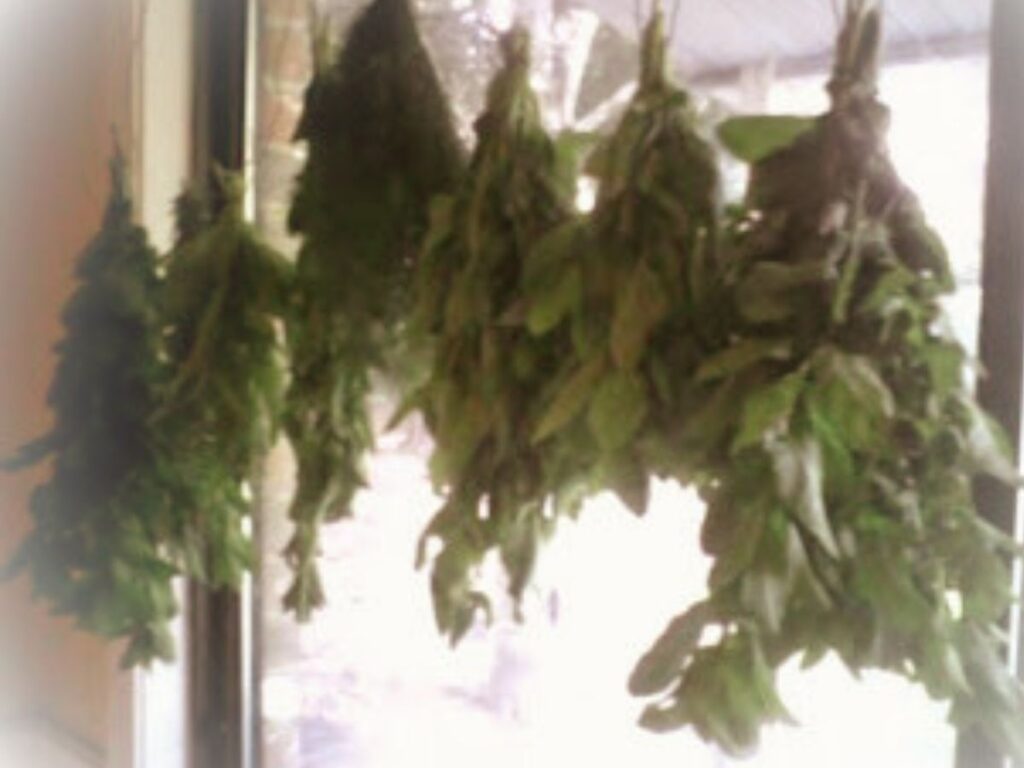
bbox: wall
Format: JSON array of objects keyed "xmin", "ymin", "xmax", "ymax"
[{"xmin": 0, "ymin": 0, "xmax": 138, "ymax": 758}]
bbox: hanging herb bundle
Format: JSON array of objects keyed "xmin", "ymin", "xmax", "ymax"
[
  {"xmin": 630, "ymin": 1, "xmax": 1024, "ymax": 757},
  {"xmin": 159, "ymin": 171, "xmax": 292, "ymax": 592},
  {"xmin": 406, "ymin": 28, "xmax": 582, "ymax": 644},
  {"xmin": 3, "ymin": 145, "xmax": 178, "ymax": 667},
  {"xmin": 523, "ymin": 7, "xmax": 721, "ymax": 516},
  {"xmin": 283, "ymin": 0, "xmax": 464, "ymax": 619}
]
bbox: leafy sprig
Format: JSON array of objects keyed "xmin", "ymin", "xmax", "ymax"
[
  {"xmin": 524, "ymin": 8, "xmax": 722, "ymax": 514},
  {"xmin": 158, "ymin": 171, "xmax": 292, "ymax": 592},
  {"xmin": 3, "ymin": 145, "xmax": 178, "ymax": 667},
  {"xmin": 407, "ymin": 28, "xmax": 582, "ymax": 643},
  {"xmin": 283, "ymin": 0, "xmax": 464, "ymax": 619},
  {"xmin": 631, "ymin": 1, "xmax": 1024, "ymax": 757}
]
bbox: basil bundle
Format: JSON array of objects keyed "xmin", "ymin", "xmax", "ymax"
[
  {"xmin": 631, "ymin": 1, "xmax": 1024, "ymax": 757},
  {"xmin": 407, "ymin": 28, "xmax": 581, "ymax": 644},
  {"xmin": 524, "ymin": 9, "xmax": 721, "ymax": 515},
  {"xmin": 283, "ymin": 0, "xmax": 464, "ymax": 619},
  {"xmin": 159, "ymin": 172, "xmax": 292, "ymax": 593},
  {"xmin": 4, "ymin": 147, "xmax": 178, "ymax": 667}
]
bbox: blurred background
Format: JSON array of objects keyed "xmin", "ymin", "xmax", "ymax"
[{"xmin": 0, "ymin": 2, "xmax": 1006, "ymax": 767}]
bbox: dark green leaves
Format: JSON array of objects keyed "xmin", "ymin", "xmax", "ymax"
[
  {"xmin": 283, "ymin": 0, "xmax": 464, "ymax": 620},
  {"xmin": 532, "ymin": 355, "xmax": 607, "ymax": 444},
  {"xmin": 733, "ymin": 369, "xmax": 806, "ymax": 451},
  {"xmin": 4, "ymin": 146, "xmax": 178, "ymax": 667},
  {"xmin": 159, "ymin": 173, "xmax": 291, "ymax": 595}
]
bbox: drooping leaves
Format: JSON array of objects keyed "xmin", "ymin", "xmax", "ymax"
[
  {"xmin": 3, "ymin": 145, "xmax": 178, "ymax": 667},
  {"xmin": 158, "ymin": 170, "xmax": 292, "ymax": 594},
  {"xmin": 405, "ymin": 28, "xmax": 580, "ymax": 643},
  {"xmin": 631, "ymin": 1, "xmax": 1024, "ymax": 758},
  {"xmin": 283, "ymin": 0, "xmax": 464, "ymax": 619},
  {"xmin": 524, "ymin": 8, "xmax": 722, "ymax": 509}
]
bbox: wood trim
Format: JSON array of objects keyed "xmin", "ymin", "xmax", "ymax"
[
  {"xmin": 0, "ymin": 715, "xmax": 106, "ymax": 768},
  {"xmin": 187, "ymin": 2, "xmax": 251, "ymax": 768},
  {"xmin": 955, "ymin": 1, "xmax": 1024, "ymax": 767}
]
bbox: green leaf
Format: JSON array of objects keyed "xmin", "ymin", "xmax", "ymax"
[
  {"xmin": 921, "ymin": 340, "xmax": 966, "ymax": 394},
  {"xmin": 587, "ymin": 370, "xmax": 649, "ymax": 453},
  {"xmin": 703, "ymin": 495, "xmax": 767, "ymax": 590},
  {"xmin": 819, "ymin": 349, "xmax": 894, "ymax": 418},
  {"xmin": 629, "ymin": 602, "xmax": 714, "ymax": 696},
  {"xmin": 733, "ymin": 369, "xmax": 807, "ymax": 452},
  {"xmin": 553, "ymin": 131, "xmax": 599, "ymax": 195},
  {"xmin": 735, "ymin": 261, "xmax": 831, "ymax": 324},
  {"xmin": 523, "ymin": 220, "xmax": 582, "ymax": 290},
  {"xmin": 611, "ymin": 261, "xmax": 669, "ymax": 369},
  {"xmin": 526, "ymin": 264, "xmax": 581, "ymax": 336},
  {"xmin": 602, "ymin": 453, "xmax": 650, "ymax": 516},
  {"xmin": 853, "ymin": 545, "xmax": 933, "ymax": 635},
  {"xmin": 639, "ymin": 699, "xmax": 691, "ymax": 733},
  {"xmin": 718, "ymin": 115, "xmax": 818, "ymax": 163},
  {"xmin": 806, "ymin": 350, "xmax": 892, "ymax": 453},
  {"xmin": 806, "ymin": 397, "xmax": 856, "ymax": 497},
  {"xmin": 963, "ymin": 399, "xmax": 1020, "ymax": 485},
  {"xmin": 696, "ymin": 338, "xmax": 793, "ymax": 383},
  {"xmin": 741, "ymin": 569, "xmax": 790, "ymax": 635},
  {"xmin": 532, "ymin": 355, "xmax": 607, "ymax": 444},
  {"xmin": 500, "ymin": 516, "xmax": 540, "ymax": 605},
  {"xmin": 769, "ymin": 436, "xmax": 839, "ymax": 558}
]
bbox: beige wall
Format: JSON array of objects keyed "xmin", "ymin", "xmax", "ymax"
[{"xmin": 0, "ymin": 0, "xmax": 138, "ymax": 754}]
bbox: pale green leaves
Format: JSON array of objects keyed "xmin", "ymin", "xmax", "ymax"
[
  {"xmin": 769, "ymin": 437, "xmax": 838, "ymax": 558},
  {"xmin": 718, "ymin": 115, "xmax": 818, "ymax": 163},
  {"xmin": 963, "ymin": 398, "xmax": 1021, "ymax": 485}
]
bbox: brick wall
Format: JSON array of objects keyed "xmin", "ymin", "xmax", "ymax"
[{"xmin": 255, "ymin": 0, "xmax": 313, "ymax": 253}]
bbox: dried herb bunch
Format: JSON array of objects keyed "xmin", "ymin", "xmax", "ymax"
[
  {"xmin": 3, "ymin": 146, "xmax": 178, "ymax": 666},
  {"xmin": 284, "ymin": 0, "xmax": 464, "ymax": 619},
  {"xmin": 159, "ymin": 171, "xmax": 292, "ymax": 593},
  {"xmin": 631, "ymin": 1, "xmax": 1024, "ymax": 757},
  {"xmin": 524, "ymin": 8, "xmax": 721, "ymax": 516},
  {"xmin": 408, "ymin": 28, "xmax": 581, "ymax": 644}
]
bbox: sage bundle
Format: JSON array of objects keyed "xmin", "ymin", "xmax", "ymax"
[
  {"xmin": 3, "ymin": 146, "xmax": 178, "ymax": 667},
  {"xmin": 408, "ymin": 29, "xmax": 581, "ymax": 644},
  {"xmin": 524, "ymin": 9, "xmax": 721, "ymax": 515},
  {"xmin": 284, "ymin": 0, "xmax": 464, "ymax": 619},
  {"xmin": 630, "ymin": 1, "xmax": 1024, "ymax": 758},
  {"xmin": 159, "ymin": 172, "xmax": 292, "ymax": 592}
]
